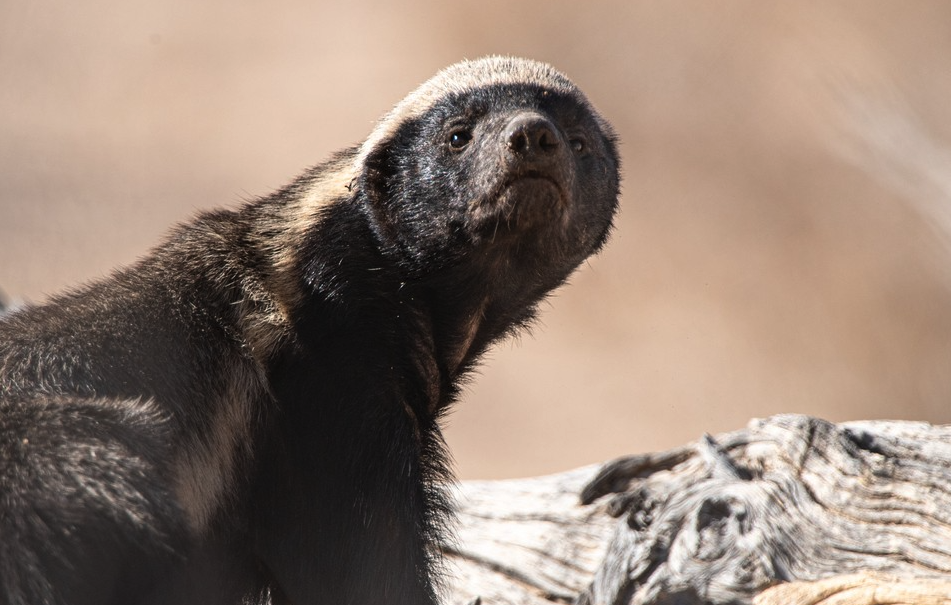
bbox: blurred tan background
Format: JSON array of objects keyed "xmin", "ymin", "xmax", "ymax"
[{"xmin": 3, "ymin": 2, "xmax": 951, "ymax": 479}]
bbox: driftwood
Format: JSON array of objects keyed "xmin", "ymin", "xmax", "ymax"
[{"xmin": 443, "ymin": 414, "xmax": 951, "ymax": 605}]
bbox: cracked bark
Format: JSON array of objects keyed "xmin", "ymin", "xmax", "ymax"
[{"xmin": 443, "ymin": 414, "xmax": 951, "ymax": 605}]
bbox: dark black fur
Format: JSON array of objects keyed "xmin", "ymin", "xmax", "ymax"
[{"xmin": 0, "ymin": 59, "xmax": 619, "ymax": 605}]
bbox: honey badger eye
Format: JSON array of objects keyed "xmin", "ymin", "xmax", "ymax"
[
  {"xmin": 570, "ymin": 137, "xmax": 586, "ymax": 154},
  {"xmin": 448, "ymin": 129, "xmax": 472, "ymax": 150}
]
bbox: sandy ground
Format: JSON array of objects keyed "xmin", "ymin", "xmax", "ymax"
[{"xmin": 3, "ymin": 2, "xmax": 951, "ymax": 479}]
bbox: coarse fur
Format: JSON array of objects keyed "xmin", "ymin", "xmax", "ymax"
[{"xmin": 0, "ymin": 56, "xmax": 620, "ymax": 605}]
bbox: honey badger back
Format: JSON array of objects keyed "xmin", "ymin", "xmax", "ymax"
[{"xmin": 0, "ymin": 57, "xmax": 619, "ymax": 605}]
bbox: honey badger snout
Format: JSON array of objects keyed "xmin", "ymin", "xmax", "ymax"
[{"xmin": 503, "ymin": 112, "xmax": 563, "ymax": 169}]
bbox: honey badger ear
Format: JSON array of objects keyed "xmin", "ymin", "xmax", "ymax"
[
  {"xmin": 358, "ymin": 140, "xmax": 395, "ymax": 204},
  {"xmin": 356, "ymin": 105, "xmax": 425, "ymax": 211},
  {"xmin": 357, "ymin": 137, "xmax": 405, "ymax": 251}
]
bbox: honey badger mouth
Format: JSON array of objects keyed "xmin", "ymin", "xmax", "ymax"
[
  {"xmin": 468, "ymin": 169, "xmax": 569, "ymax": 235},
  {"xmin": 504, "ymin": 169, "xmax": 567, "ymax": 198}
]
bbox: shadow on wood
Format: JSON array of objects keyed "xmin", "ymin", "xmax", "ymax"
[{"xmin": 444, "ymin": 414, "xmax": 951, "ymax": 605}]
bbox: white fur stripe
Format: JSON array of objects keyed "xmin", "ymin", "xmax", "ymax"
[{"xmin": 355, "ymin": 56, "xmax": 581, "ymax": 167}]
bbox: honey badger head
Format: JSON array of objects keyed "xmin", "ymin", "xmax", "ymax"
[{"xmin": 356, "ymin": 56, "xmax": 620, "ymax": 293}]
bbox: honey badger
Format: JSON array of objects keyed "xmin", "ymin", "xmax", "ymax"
[{"xmin": 0, "ymin": 57, "xmax": 620, "ymax": 605}]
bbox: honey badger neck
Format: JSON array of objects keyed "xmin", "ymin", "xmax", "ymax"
[{"xmin": 263, "ymin": 187, "xmax": 531, "ymax": 419}]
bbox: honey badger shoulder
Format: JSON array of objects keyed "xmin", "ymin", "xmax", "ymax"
[{"xmin": 0, "ymin": 57, "xmax": 619, "ymax": 605}]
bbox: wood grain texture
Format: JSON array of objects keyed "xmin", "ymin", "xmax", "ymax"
[
  {"xmin": 753, "ymin": 573, "xmax": 951, "ymax": 605},
  {"xmin": 444, "ymin": 466, "xmax": 616, "ymax": 605},
  {"xmin": 445, "ymin": 415, "xmax": 951, "ymax": 605}
]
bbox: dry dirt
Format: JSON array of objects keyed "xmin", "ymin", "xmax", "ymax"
[{"xmin": 3, "ymin": 2, "xmax": 951, "ymax": 479}]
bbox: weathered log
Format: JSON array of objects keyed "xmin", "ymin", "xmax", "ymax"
[{"xmin": 443, "ymin": 414, "xmax": 951, "ymax": 605}]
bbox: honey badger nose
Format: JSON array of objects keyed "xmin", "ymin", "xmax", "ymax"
[{"xmin": 504, "ymin": 113, "xmax": 560, "ymax": 160}]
